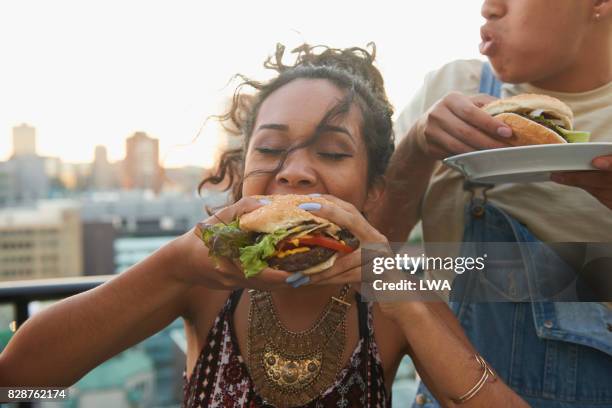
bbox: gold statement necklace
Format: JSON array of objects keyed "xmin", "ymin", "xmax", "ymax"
[{"xmin": 247, "ymin": 284, "xmax": 352, "ymax": 407}]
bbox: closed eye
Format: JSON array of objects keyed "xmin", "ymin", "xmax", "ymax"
[
  {"xmin": 255, "ymin": 147, "xmax": 285, "ymax": 155},
  {"xmin": 318, "ymin": 152, "xmax": 353, "ymax": 160}
]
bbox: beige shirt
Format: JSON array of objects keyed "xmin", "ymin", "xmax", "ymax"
[{"xmin": 395, "ymin": 59, "xmax": 612, "ymax": 244}]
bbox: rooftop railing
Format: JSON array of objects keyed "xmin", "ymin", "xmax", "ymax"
[
  {"xmin": 0, "ymin": 275, "xmax": 113, "ymax": 327},
  {"xmin": 0, "ymin": 275, "xmax": 418, "ymax": 408},
  {"xmin": 0, "ymin": 275, "xmax": 113, "ymax": 408}
]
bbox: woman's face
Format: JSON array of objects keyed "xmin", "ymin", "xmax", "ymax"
[
  {"xmin": 480, "ymin": 0, "xmax": 595, "ymax": 83},
  {"xmin": 242, "ymin": 78, "xmax": 378, "ymax": 212}
]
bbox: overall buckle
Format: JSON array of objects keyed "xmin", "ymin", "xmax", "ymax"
[{"xmin": 463, "ymin": 180, "xmax": 494, "ymax": 218}]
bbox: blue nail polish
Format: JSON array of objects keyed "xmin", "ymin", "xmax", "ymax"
[
  {"xmin": 258, "ymin": 198, "xmax": 271, "ymax": 205},
  {"xmin": 298, "ymin": 202, "xmax": 321, "ymax": 211},
  {"xmin": 291, "ymin": 276, "xmax": 310, "ymax": 288},
  {"xmin": 285, "ymin": 272, "xmax": 304, "ymax": 283},
  {"xmin": 308, "ymin": 193, "xmax": 322, "ymax": 197}
]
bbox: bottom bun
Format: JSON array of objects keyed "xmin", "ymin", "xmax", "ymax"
[
  {"xmin": 299, "ymin": 254, "xmax": 338, "ymax": 275},
  {"xmin": 495, "ymin": 113, "xmax": 566, "ymax": 146}
]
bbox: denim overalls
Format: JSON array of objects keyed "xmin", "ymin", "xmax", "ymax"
[{"xmin": 412, "ymin": 63, "xmax": 612, "ymax": 407}]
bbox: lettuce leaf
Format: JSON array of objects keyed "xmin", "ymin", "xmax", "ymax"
[
  {"xmin": 198, "ymin": 220, "xmax": 254, "ymax": 259},
  {"xmin": 197, "ymin": 220, "xmax": 292, "ymax": 278},
  {"xmin": 239, "ymin": 228, "xmax": 290, "ymax": 278},
  {"xmin": 521, "ymin": 113, "xmax": 591, "ymax": 143},
  {"xmin": 554, "ymin": 127, "xmax": 591, "ymax": 143}
]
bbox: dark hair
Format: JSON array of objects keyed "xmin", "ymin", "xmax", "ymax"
[{"xmin": 199, "ymin": 43, "xmax": 395, "ymax": 202}]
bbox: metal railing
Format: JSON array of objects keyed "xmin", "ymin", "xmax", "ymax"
[
  {"xmin": 0, "ymin": 275, "xmax": 114, "ymax": 408},
  {"xmin": 0, "ymin": 275, "xmax": 114, "ymax": 326}
]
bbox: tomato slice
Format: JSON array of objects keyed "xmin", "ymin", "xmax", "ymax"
[{"xmin": 297, "ymin": 235, "xmax": 355, "ymax": 253}]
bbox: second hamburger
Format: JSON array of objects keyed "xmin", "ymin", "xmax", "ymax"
[{"xmin": 483, "ymin": 93, "xmax": 590, "ymax": 146}]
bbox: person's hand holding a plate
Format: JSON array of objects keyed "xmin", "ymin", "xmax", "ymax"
[{"xmin": 551, "ymin": 157, "xmax": 612, "ymax": 210}]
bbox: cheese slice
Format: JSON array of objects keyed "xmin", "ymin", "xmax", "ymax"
[{"xmin": 275, "ymin": 247, "xmax": 311, "ymax": 259}]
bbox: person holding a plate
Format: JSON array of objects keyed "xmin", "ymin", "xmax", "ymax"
[{"xmin": 373, "ymin": 0, "xmax": 612, "ymax": 407}]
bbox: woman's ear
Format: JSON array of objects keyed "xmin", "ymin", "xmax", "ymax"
[
  {"xmin": 593, "ymin": 0, "xmax": 612, "ymax": 20},
  {"xmin": 363, "ymin": 177, "xmax": 386, "ymax": 217}
]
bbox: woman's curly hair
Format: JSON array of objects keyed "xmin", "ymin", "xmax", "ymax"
[{"xmin": 199, "ymin": 43, "xmax": 395, "ymax": 202}]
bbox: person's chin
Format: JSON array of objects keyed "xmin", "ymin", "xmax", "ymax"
[{"xmin": 488, "ymin": 58, "xmax": 533, "ymax": 84}]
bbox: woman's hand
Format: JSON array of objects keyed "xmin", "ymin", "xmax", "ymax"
[
  {"xmin": 415, "ymin": 92, "xmax": 514, "ymax": 160},
  {"xmin": 288, "ymin": 195, "xmax": 440, "ymax": 321},
  {"xmin": 551, "ymin": 155, "xmax": 612, "ymax": 211},
  {"xmin": 286, "ymin": 194, "xmax": 390, "ymax": 287},
  {"xmin": 173, "ymin": 197, "xmax": 292, "ymax": 291}
]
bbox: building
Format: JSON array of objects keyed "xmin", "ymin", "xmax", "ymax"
[
  {"xmin": 0, "ymin": 200, "xmax": 83, "ymax": 281},
  {"xmin": 10, "ymin": 154, "xmax": 50, "ymax": 203},
  {"xmin": 80, "ymin": 190, "xmax": 227, "ymax": 239},
  {"xmin": 0, "ymin": 161, "xmax": 16, "ymax": 207},
  {"xmin": 59, "ymin": 162, "xmax": 92, "ymax": 192},
  {"xmin": 0, "ymin": 124, "xmax": 50, "ymax": 205},
  {"xmin": 82, "ymin": 221, "xmax": 116, "ymax": 276},
  {"xmin": 141, "ymin": 318, "xmax": 186, "ymax": 407},
  {"xmin": 67, "ymin": 349, "xmax": 155, "ymax": 408},
  {"xmin": 12, "ymin": 123, "xmax": 36, "ymax": 157},
  {"xmin": 123, "ymin": 132, "xmax": 162, "ymax": 193},
  {"xmin": 114, "ymin": 236, "xmax": 174, "ymax": 274},
  {"xmin": 163, "ymin": 166, "xmax": 207, "ymax": 194},
  {"xmin": 91, "ymin": 145, "xmax": 118, "ymax": 191}
]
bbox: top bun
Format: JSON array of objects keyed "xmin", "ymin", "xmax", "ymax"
[
  {"xmin": 239, "ymin": 194, "xmax": 339, "ymax": 233},
  {"xmin": 483, "ymin": 93, "xmax": 573, "ymax": 130}
]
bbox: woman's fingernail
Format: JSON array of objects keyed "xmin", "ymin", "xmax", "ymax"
[
  {"xmin": 308, "ymin": 193, "xmax": 322, "ymax": 197},
  {"xmin": 497, "ymin": 127, "xmax": 512, "ymax": 138},
  {"xmin": 593, "ymin": 158, "xmax": 610, "ymax": 170},
  {"xmin": 285, "ymin": 272, "xmax": 304, "ymax": 283},
  {"xmin": 291, "ymin": 276, "xmax": 310, "ymax": 288},
  {"xmin": 298, "ymin": 202, "xmax": 321, "ymax": 211},
  {"xmin": 258, "ymin": 198, "xmax": 271, "ymax": 205}
]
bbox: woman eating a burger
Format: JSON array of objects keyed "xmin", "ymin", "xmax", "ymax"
[{"xmin": 0, "ymin": 44, "xmax": 527, "ymax": 407}]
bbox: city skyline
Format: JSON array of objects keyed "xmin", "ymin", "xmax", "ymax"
[
  {"xmin": 0, "ymin": 0, "xmax": 484, "ymax": 166},
  {"xmin": 4, "ymin": 123, "xmax": 212, "ymax": 170},
  {"xmin": 2, "ymin": 123, "xmax": 225, "ymax": 169},
  {"xmin": 1, "ymin": 124, "xmax": 213, "ymax": 208}
]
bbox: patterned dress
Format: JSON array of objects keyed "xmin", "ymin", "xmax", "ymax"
[{"xmin": 182, "ymin": 290, "xmax": 391, "ymax": 407}]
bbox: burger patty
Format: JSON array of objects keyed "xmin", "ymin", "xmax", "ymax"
[
  {"xmin": 268, "ymin": 229, "xmax": 359, "ymax": 272},
  {"xmin": 268, "ymin": 246, "xmax": 336, "ymax": 272}
]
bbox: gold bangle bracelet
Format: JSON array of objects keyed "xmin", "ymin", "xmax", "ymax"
[{"xmin": 451, "ymin": 355, "xmax": 496, "ymax": 404}]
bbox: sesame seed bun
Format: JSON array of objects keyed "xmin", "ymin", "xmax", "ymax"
[
  {"xmin": 482, "ymin": 94, "xmax": 573, "ymax": 146},
  {"xmin": 239, "ymin": 194, "xmax": 341, "ymax": 234}
]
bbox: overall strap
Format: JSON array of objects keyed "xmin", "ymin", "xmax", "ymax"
[
  {"xmin": 478, "ymin": 61, "xmax": 503, "ymax": 97},
  {"xmin": 464, "ymin": 62, "xmax": 504, "ymax": 197}
]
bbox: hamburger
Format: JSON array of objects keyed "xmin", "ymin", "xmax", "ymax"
[
  {"xmin": 482, "ymin": 94, "xmax": 590, "ymax": 146},
  {"xmin": 195, "ymin": 194, "xmax": 359, "ymax": 277}
]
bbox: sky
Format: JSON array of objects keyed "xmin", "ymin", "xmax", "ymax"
[{"xmin": 0, "ymin": 0, "xmax": 485, "ymax": 168}]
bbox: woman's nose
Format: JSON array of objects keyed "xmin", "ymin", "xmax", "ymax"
[
  {"xmin": 481, "ymin": 0, "xmax": 506, "ymax": 20},
  {"xmin": 275, "ymin": 152, "xmax": 317, "ymax": 188}
]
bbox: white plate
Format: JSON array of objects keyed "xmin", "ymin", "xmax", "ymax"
[{"xmin": 443, "ymin": 143, "xmax": 612, "ymax": 184}]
